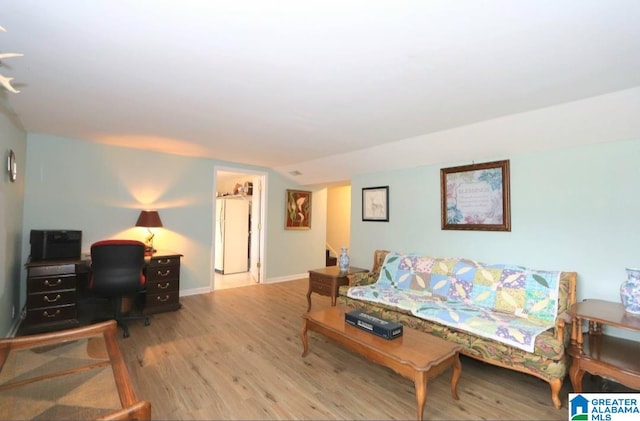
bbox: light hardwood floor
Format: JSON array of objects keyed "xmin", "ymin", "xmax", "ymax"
[
  {"xmin": 116, "ymin": 279, "xmax": 626, "ymax": 420},
  {"xmin": 214, "ymin": 271, "xmax": 255, "ymax": 290}
]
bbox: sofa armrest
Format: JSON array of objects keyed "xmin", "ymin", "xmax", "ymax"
[
  {"xmin": 351, "ymin": 271, "xmax": 379, "ymax": 287},
  {"xmin": 555, "ymin": 317, "xmax": 565, "ymax": 343},
  {"xmin": 555, "ymin": 271, "xmax": 577, "ymax": 346},
  {"xmin": 554, "ymin": 311, "xmax": 573, "ymax": 345}
]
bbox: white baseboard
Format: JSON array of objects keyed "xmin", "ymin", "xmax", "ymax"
[
  {"xmin": 179, "ymin": 273, "xmax": 307, "ymax": 297},
  {"xmin": 263, "ymin": 273, "xmax": 308, "ymax": 284},
  {"xmin": 180, "ymin": 286, "xmax": 212, "ymax": 297},
  {"xmin": 5, "ymin": 315, "xmax": 22, "ymax": 338}
]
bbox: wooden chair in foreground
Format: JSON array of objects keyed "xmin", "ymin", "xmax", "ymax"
[{"xmin": 0, "ymin": 320, "xmax": 150, "ymax": 420}]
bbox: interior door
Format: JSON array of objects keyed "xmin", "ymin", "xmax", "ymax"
[{"xmin": 213, "ymin": 168, "xmax": 267, "ymax": 289}]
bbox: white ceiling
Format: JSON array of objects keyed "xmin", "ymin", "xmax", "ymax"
[{"xmin": 2, "ymin": 1, "xmax": 640, "ymax": 185}]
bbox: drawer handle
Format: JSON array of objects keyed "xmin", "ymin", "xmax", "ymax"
[
  {"xmin": 158, "ymin": 282, "xmax": 171, "ymax": 290},
  {"xmin": 156, "ymin": 295, "xmax": 170, "ymax": 302},
  {"xmin": 44, "ymin": 279, "xmax": 62, "ymax": 287},
  {"xmin": 43, "ymin": 310, "xmax": 61, "ymax": 318},
  {"xmin": 44, "ymin": 294, "xmax": 61, "ymax": 303},
  {"xmin": 157, "ymin": 258, "xmax": 172, "ymax": 265},
  {"xmin": 157, "ymin": 269, "xmax": 171, "ymax": 277}
]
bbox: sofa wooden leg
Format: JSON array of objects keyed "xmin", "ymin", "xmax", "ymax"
[{"xmin": 549, "ymin": 378, "xmax": 562, "ymax": 409}]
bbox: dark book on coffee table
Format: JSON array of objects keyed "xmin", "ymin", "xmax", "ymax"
[{"xmin": 345, "ymin": 309, "xmax": 403, "ymax": 340}]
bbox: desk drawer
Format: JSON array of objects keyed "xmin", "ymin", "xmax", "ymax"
[
  {"xmin": 147, "ymin": 278, "xmax": 179, "ymax": 294},
  {"xmin": 28, "ymin": 263, "xmax": 77, "ymax": 277},
  {"xmin": 148, "ymin": 256, "xmax": 180, "ymax": 269},
  {"xmin": 145, "ymin": 291, "xmax": 180, "ymax": 313},
  {"xmin": 27, "ymin": 274, "xmax": 76, "ymax": 293},
  {"xmin": 27, "ymin": 289, "xmax": 76, "ymax": 309},
  {"xmin": 146, "ymin": 265, "xmax": 180, "ymax": 283},
  {"xmin": 309, "ymin": 277, "xmax": 333, "ymax": 294},
  {"xmin": 25, "ymin": 304, "xmax": 76, "ymax": 324}
]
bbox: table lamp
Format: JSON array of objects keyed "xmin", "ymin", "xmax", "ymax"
[{"xmin": 135, "ymin": 210, "xmax": 163, "ymax": 255}]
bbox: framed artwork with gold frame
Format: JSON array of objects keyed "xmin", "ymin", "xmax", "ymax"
[{"xmin": 285, "ymin": 189, "xmax": 311, "ymax": 230}]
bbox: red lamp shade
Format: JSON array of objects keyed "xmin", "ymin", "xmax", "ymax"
[
  {"xmin": 135, "ymin": 210, "xmax": 163, "ymax": 255},
  {"xmin": 135, "ymin": 210, "xmax": 163, "ymax": 228}
]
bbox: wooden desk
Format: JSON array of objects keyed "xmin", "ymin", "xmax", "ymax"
[
  {"xmin": 568, "ymin": 299, "xmax": 640, "ymax": 392},
  {"xmin": 307, "ymin": 266, "xmax": 368, "ymax": 311},
  {"xmin": 22, "ymin": 251, "xmax": 182, "ymax": 335},
  {"xmin": 0, "ymin": 320, "xmax": 150, "ymax": 420},
  {"xmin": 22, "ymin": 256, "xmax": 91, "ymax": 335},
  {"xmin": 144, "ymin": 251, "xmax": 183, "ymax": 314}
]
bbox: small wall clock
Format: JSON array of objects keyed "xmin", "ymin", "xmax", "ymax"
[{"xmin": 7, "ymin": 149, "xmax": 16, "ymax": 182}]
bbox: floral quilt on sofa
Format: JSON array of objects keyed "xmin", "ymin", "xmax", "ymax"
[{"xmin": 347, "ymin": 253, "xmax": 562, "ymax": 352}]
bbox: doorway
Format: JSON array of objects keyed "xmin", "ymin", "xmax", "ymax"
[
  {"xmin": 213, "ymin": 166, "xmax": 267, "ymax": 290},
  {"xmin": 326, "ymin": 184, "xmax": 352, "ymax": 265}
]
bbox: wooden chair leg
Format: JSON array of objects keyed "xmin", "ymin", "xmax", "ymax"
[{"xmin": 549, "ymin": 378, "xmax": 563, "ymax": 409}]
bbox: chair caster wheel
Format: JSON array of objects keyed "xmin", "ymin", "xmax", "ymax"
[
  {"xmin": 144, "ymin": 318, "xmax": 150, "ymax": 326},
  {"xmin": 123, "ymin": 330, "xmax": 130, "ymax": 338}
]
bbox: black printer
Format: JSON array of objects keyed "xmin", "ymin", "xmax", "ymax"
[{"xmin": 29, "ymin": 230, "xmax": 82, "ymax": 261}]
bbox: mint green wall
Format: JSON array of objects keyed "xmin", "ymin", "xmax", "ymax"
[
  {"xmin": 20, "ymin": 134, "xmax": 325, "ymax": 312},
  {"xmin": 0, "ymin": 98, "xmax": 27, "ymax": 336},
  {"xmin": 265, "ymin": 178, "xmax": 327, "ymax": 277},
  {"xmin": 350, "ymin": 138, "xmax": 640, "ymax": 304}
]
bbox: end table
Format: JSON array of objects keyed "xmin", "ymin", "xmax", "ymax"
[
  {"xmin": 306, "ymin": 266, "xmax": 368, "ymax": 311},
  {"xmin": 568, "ymin": 299, "xmax": 640, "ymax": 393}
]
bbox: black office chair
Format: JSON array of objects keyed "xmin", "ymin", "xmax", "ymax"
[{"xmin": 89, "ymin": 239, "xmax": 150, "ymax": 338}]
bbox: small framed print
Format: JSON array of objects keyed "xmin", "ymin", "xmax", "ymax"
[
  {"xmin": 362, "ymin": 186, "xmax": 389, "ymax": 222},
  {"xmin": 285, "ymin": 189, "xmax": 311, "ymax": 229}
]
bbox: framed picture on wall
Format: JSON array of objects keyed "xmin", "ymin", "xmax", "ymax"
[
  {"xmin": 285, "ymin": 189, "xmax": 312, "ymax": 230},
  {"xmin": 362, "ymin": 186, "xmax": 389, "ymax": 222},
  {"xmin": 440, "ymin": 159, "xmax": 511, "ymax": 231}
]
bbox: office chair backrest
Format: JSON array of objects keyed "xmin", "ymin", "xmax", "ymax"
[{"xmin": 90, "ymin": 240, "xmax": 146, "ymax": 296}]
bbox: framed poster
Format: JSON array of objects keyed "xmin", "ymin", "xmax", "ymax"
[
  {"xmin": 285, "ymin": 189, "xmax": 311, "ymax": 229},
  {"xmin": 362, "ymin": 186, "xmax": 389, "ymax": 222},
  {"xmin": 441, "ymin": 160, "xmax": 511, "ymax": 231}
]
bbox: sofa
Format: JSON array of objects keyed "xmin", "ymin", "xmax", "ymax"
[{"xmin": 337, "ymin": 250, "xmax": 577, "ymax": 409}]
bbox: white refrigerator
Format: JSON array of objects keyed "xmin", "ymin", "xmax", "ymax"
[{"xmin": 215, "ymin": 198, "xmax": 250, "ymax": 274}]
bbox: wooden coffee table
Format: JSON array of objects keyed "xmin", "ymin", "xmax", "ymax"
[{"xmin": 301, "ymin": 306, "xmax": 462, "ymax": 421}]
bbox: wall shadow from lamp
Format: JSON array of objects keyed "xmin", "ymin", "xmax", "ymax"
[{"xmin": 135, "ymin": 210, "xmax": 163, "ymax": 255}]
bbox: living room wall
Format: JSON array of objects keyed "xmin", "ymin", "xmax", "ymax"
[
  {"xmin": 0, "ymin": 97, "xmax": 27, "ymax": 336},
  {"xmin": 19, "ymin": 134, "xmax": 326, "ymax": 312},
  {"xmin": 349, "ymin": 138, "xmax": 640, "ymax": 306}
]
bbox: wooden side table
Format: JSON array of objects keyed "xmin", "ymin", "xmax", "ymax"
[
  {"xmin": 306, "ymin": 266, "xmax": 368, "ymax": 311},
  {"xmin": 568, "ymin": 299, "xmax": 640, "ymax": 393}
]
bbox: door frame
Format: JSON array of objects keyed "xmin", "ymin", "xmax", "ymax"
[{"xmin": 212, "ymin": 165, "xmax": 267, "ymax": 290}]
